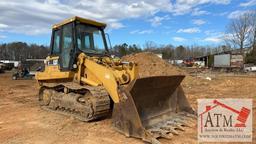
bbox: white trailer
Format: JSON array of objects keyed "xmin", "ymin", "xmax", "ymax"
[
  {"xmin": 214, "ymin": 54, "xmax": 230, "ymax": 67},
  {"xmin": 213, "ymin": 54, "xmax": 243, "ymax": 71},
  {"xmin": 214, "ymin": 54, "xmax": 243, "ymax": 68}
]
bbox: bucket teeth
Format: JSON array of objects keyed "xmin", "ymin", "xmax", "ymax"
[
  {"xmin": 180, "ymin": 112, "xmax": 197, "ymax": 119},
  {"xmin": 173, "ymin": 118, "xmax": 193, "ymax": 127},
  {"xmin": 149, "ymin": 128, "xmax": 173, "ymax": 140},
  {"xmin": 161, "ymin": 133, "xmax": 173, "ymax": 139},
  {"xmin": 159, "ymin": 129, "xmax": 173, "ymax": 139},
  {"xmin": 166, "ymin": 127, "xmax": 179, "ymax": 135},
  {"xmin": 150, "ymin": 138, "xmax": 161, "ymax": 144},
  {"xmin": 149, "ymin": 129, "xmax": 162, "ymax": 137},
  {"xmin": 146, "ymin": 113, "xmax": 197, "ymax": 140},
  {"xmin": 166, "ymin": 122, "xmax": 185, "ymax": 131},
  {"xmin": 177, "ymin": 115, "xmax": 193, "ymax": 121},
  {"xmin": 157, "ymin": 125, "xmax": 179, "ymax": 135},
  {"xmin": 183, "ymin": 117, "xmax": 195, "ymax": 124}
]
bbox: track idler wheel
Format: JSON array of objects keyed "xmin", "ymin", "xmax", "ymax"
[{"xmin": 39, "ymin": 88, "xmax": 53, "ymax": 106}]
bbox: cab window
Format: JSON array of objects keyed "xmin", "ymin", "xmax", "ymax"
[
  {"xmin": 61, "ymin": 23, "xmax": 73, "ymax": 68},
  {"xmin": 76, "ymin": 24, "xmax": 106, "ymax": 54},
  {"xmin": 52, "ymin": 29, "xmax": 61, "ymax": 54}
]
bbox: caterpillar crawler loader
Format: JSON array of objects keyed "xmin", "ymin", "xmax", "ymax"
[{"xmin": 35, "ymin": 16, "xmax": 196, "ymax": 144}]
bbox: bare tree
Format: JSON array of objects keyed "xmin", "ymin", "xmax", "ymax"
[
  {"xmin": 249, "ymin": 10, "xmax": 256, "ymax": 51},
  {"xmin": 226, "ymin": 12, "xmax": 251, "ymax": 53},
  {"xmin": 0, "ymin": 42, "xmax": 49, "ymax": 61},
  {"xmin": 143, "ymin": 41, "xmax": 158, "ymax": 50}
]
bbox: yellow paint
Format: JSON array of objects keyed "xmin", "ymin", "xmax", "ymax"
[
  {"xmin": 84, "ymin": 69, "xmax": 102, "ymax": 84},
  {"xmin": 35, "ymin": 56, "xmax": 74, "ymax": 80},
  {"xmin": 53, "ymin": 16, "xmax": 106, "ymax": 29},
  {"xmin": 36, "ymin": 17, "xmax": 139, "ymax": 104},
  {"xmin": 36, "ymin": 65, "xmax": 74, "ymax": 80},
  {"xmin": 84, "ymin": 58, "xmax": 120, "ymax": 103},
  {"xmin": 36, "ymin": 53, "xmax": 138, "ymax": 103},
  {"xmin": 81, "ymin": 77, "xmax": 100, "ymax": 87}
]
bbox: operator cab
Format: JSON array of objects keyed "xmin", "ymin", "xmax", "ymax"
[{"xmin": 50, "ymin": 16, "xmax": 109, "ymax": 70}]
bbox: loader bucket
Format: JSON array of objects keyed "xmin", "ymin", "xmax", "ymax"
[{"xmin": 112, "ymin": 75, "xmax": 196, "ymax": 144}]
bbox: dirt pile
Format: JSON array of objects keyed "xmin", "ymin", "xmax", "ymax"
[
  {"xmin": 122, "ymin": 52, "xmax": 187, "ymax": 77},
  {"xmin": 122, "ymin": 52, "xmax": 200, "ymax": 87}
]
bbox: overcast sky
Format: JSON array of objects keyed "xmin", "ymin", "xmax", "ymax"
[{"xmin": 0, "ymin": 0, "xmax": 255, "ymax": 46}]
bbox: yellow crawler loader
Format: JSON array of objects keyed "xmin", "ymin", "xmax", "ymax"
[{"xmin": 35, "ymin": 16, "xmax": 196, "ymax": 144}]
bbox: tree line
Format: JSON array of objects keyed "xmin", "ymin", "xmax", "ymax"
[
  {"xmin": 0, "ymin": 40, "xmax": 251, "ymax": 62},
  {"xmin": 0, "ymin": 41, "xmax": 231, "ymax": 61},
  {"xmin": 0, "ymin": 42, "xmax": 49, "ymax": 61},
  {"xmin": 111, "ymin": 42, "xmax": 233, "ymax": 59}
]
